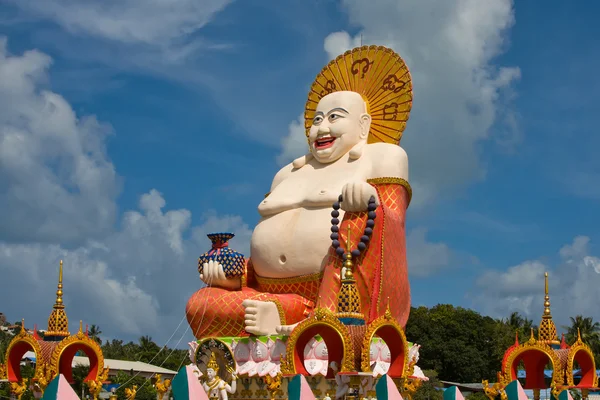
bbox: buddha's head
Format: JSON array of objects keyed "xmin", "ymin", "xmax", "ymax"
[
  {"xmin": 308, "ymin": 91, "xmax": 371, "ymax": 164},
  {"xmin": 206, "ymin": 368, "xmax": 217, "ymax": 380}
]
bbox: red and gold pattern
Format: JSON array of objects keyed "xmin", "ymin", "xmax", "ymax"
[
  {"xmin": 186, "ymin": 262, "xmax": 321, "ymax": 338},
  {"xmin": 317, "ymin": 179, "xmax": 411, "ymax": 327},
  {"xmin": 187, "ymin": 178, "xmax": 410, "ymax": 338}
]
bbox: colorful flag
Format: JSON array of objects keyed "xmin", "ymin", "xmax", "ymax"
[
  {"xmin": 505, "ymin": 380, "xmax": 528, "ymax": 400},
  {"xmin": 288, "ymin": 374, "xmax": 316, "ymax": 400},
  {"xmin": 375, "ymin": 374, "xmax": 404, "ymax": 400},
  {"xmin": 171, "ymin": 364, "xmax": 209, "ymax": 400},
  {"xmin": 42, "ymin": 374, "xmax": 80, "ymax": 400},
  {"xmin": 443, "ymin": 386, "xmax": 465, "ymax": 400}
]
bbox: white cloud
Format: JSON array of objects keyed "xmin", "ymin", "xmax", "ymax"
[
  {"xmin": 277, "ymin": 114, "xmax": 306, "ymax": 166},
  {"xmin": 8, "ymin": 0, "xmax": 232, "ymax": 47},
  {"xmin": 0, "ymin": 37, "xmax": 118, "ymax": 244},
  {"xmin": 407, "ymin": 228, "xmax": 451, "ymax": 277},
  {"xmin": 0, "ymin": 189, "xmax": 253, "ymax": 342},
  {"xmin": 474, "ymin": 236, "xmax": 600, "ymax": 329},
  {"xmin": 0, "ymin": 38, "xmax": 253, "ymax": 344},
  {"xmin": 277, "ymin": 0, "xmax": 521, "ymax": 208}
]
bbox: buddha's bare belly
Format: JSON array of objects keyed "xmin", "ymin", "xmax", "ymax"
[{"xmin": 250, "ymin": 207, "xmax": 340, "ymax": 278}]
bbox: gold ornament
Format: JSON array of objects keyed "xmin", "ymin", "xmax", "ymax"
[
  {"xmin": 124, "ymin": 385, "xmax": 138, "ymax": 400},
  {"xmin": 305, "ymin": 45, "xmax": 413, "ymax": 145},
  {"xmin": 361, "ymin": 304, "xmax": 410, "ymax": 377},
  {"xmin": 566, "ymin": 330, "xmax": 598, "ymax": 387},
  {"xmin": 47, "ymin": 260, "xmax": 70, "ymax": 337},
  {"xmin": 10, "ymin": 379, "xmax": 28, "ymax": 400},
  {"xmin": 33, "ymin": 362, "xmax": 55, "ymax": 395},
  {"xmin": 154, "ymin": 374, "xmax": 172, "ymax": 399},
  {"xmin": 263, "ymin": 373, "xmax": 282, "ymax": 400},
  {"xmin": 207, "ymin": 352, "xmax": 220, "ymax": 372},
  {"xmin": 282, "ymin": 308, "xmax": 354, "ymax": 375}
]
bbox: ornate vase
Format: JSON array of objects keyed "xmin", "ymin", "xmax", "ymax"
[{"xmin": 198, "ymin": 232, "xmax": 245, "ymax": 279}]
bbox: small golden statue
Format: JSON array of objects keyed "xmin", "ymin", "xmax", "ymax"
[
  {"xmin": 86, "ymin": 367, "xmax": 110, "ymax": 400},
  {"xmin": 154, "ymin": 374, "xmax": 172, "ymax": 399},
  {"xmin": 10, "ymin": 379, "xmax": 29, "ymax": 400},
  {"xmin": 34, "ymin": 363, "xmax": 55, "ymax": 395},
  {"xmin": 125, "ymin": 384, "xmax": 138, "ymax": 400},
  {"xmin": 202, "ymin": 352, "xmax": 238, "ymax": 400},
  {"xmin": 263, "ymin": 373, "xmax": 282, "ymax": 400}
]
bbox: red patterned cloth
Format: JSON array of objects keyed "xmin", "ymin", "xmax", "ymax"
[
  {"xmin": 317, "ymin": 182, "xmax": 411, "ymax": 327},
  {"xmin": 186, "ymin": 261, "xmax": 320, "ymax": 338}
]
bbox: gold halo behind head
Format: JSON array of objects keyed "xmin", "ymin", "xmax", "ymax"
[{"xmin": 305, "ymin": 45, "xmax": 413, "ymax": 145}]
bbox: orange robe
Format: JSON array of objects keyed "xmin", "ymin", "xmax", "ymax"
[
  {"xmin": 316, "ymin": 178, "xmax": 411, "ymax": 327},
  {"xmin": 185, "ymin": 178, "xmax": 411, "ymax": 338}
]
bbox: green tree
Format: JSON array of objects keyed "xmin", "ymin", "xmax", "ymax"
[
  {"xmin": 406, "ymin": 304, "xmax": 516, "ymax": 383},
  {"xmin": 137, "ymin": 336, "xmax": 160, "ymax": 363},
  {"xmin": 562, "ymin": 315, "xmax": 600, "ymax": 365},
  {"xmin": 88, "ymin": 325, "xmax": 103, "ymax": 344},
  {"xmin": 112, "ymin": 371, "xmax": 157, "ymax": 400},
  {"xmin": 412, "ymin": 370, "xmax": 443, "ymax": 400},
  {"xmin": 562, "ymin": 315, "xmax": 600, "ymax": 345}
]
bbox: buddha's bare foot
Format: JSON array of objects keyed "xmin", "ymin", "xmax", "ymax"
[
  {"xmin": 276, "ymin": 322, "xmax": 300, "ymax": 336},
  {"xmin": 242, "ymin": 300, "xmax": 281, "ymax": 336}
]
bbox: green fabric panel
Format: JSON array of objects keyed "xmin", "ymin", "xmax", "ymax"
[
  {"xmin": 41, "ymin": 376, "xmax": 60, "ymax": 400},
  {"xmin": 376, "ymin": 374, "xmax": 390, "ymax": 400},
  {"xmin": 171, "ymin": 366, "xmax": 190, "ymax": 400},
  {"xmin": 288, "ymin": 374, "xmax": 302, "ymax": 400}
]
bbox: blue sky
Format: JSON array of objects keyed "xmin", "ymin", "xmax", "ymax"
[{"xmin": 0, "ymin": 0, "xmax": 599, "ymax": 347}]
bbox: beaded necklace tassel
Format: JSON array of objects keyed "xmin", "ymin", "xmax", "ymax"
[
  {"xmin": 331, "ymin": 194, "xmax": 377, "ymax": 326},
  {"xmin": 335, "ymin": 225, "xmax": 365, "ymax": 326}
]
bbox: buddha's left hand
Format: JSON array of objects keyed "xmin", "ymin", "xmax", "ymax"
[{"xmin": 340, "ymin": 181, "xmax": 379, "ymax": 212}]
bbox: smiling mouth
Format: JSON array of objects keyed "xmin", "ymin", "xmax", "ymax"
[{"xmin": 314, "ymin": 137, "xmax": 336, "ymax": 150}]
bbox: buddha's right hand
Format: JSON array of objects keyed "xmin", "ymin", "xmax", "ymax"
[{"xmin": 200, "ymin": 260, "xmax": 241, "ymax": 290}]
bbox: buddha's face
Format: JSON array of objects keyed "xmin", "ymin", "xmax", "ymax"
[
  {"xmin": 207, "ymin": 368, "xmax": 216, "ymax": 380},
  {"xmin": 308, "ymin": 91, "xmax": 371, "ymax": 163}
]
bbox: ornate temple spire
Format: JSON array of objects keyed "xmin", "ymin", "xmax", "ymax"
[
  {"xmin": 46, "ymin": 260, "xmax": 70, "ymax": 339},
  {"xmin": 538, "ymin": 272, "xmax": 559, "ymax": 345}
]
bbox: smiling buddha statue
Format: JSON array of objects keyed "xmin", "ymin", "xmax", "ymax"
[{"xmin": 186, "ymin": 45, "xmax": 413, "ymax": 338}]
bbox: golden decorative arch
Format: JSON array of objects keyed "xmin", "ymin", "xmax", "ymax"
[
  {"xmin": 305, "ymin": 45, "xmax": 413, "ymax": 145},
  {"xmin": 361, "ymin": 307, "xmax": 410, "ymax": 378},
  {"xmin": 566, "ymin": 333, "xmax": 598, "ymax": 388},
  {"xmin": 501, "ymin": 336, "xmax": 563, "ymax": 389},
  {"xmin": 281, "ymin": 308, "xmax": 354, "ymax": 375},
  {"xmin": 50, "ymin": 329, "xmax": 105, "ymax": 383},
  {"xmin": 4, "ymin": 327, "xmax": 44, "ymax": 382}
]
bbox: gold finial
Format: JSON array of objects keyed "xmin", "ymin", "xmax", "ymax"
[
  {"xmin": 20, "ymin": 319, "xmax": 25, "ymax": 333},
  {"xmin": 56, "ymin": 260, "xmax": 64, "ymax": 307},
  {"xmin": 46, "ymin": 260, "xmax": 70, "ymax": 337},
  {"xmin": 79, "ymin": 320, "xmax": 83, "ymax": 333},
  {"xmin": 538, "ymin": 272, "xmax": 560, "ymax": 345},
  {"xmin": 577, "ymin": 328, "xmax": 582, "ymax": 342},
  {"xmin": 543, "ymin": 272, "xmax": 551, "ymax": 318},
  {"xmin": 207, "ymin": 352, "xmax": 219, "ymax": 372},
  {"xmin": 343, "ymin": 225, "xmax": 354, "ymax": 277}
]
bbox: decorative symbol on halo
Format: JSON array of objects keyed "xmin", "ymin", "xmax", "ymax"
[
  {"xmin": 320, "ymin": 80, "xmax": 336, "ymax": 97},
  {"xmin": 351, "ymin": 58, "xmax": 374, "ymax": 78},
  {"xmin": 382, "ymin": 74, "xmax": 409, "ymax": 94},
  {"xmin": 383, "ymin": 103, "xmax": 400, "ymax": 121}
]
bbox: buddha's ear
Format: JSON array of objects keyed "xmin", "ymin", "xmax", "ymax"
[
  {"xmin": 349, "ymin": 142, "xmax": 364, "ymax": 160},
  {"xmin": 292, "ymin": 153, "xmax": 314, "ymax": 169},
  {"xmin": 359, "ymin": 113, "xmax": 372, "ymax": 139}
]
